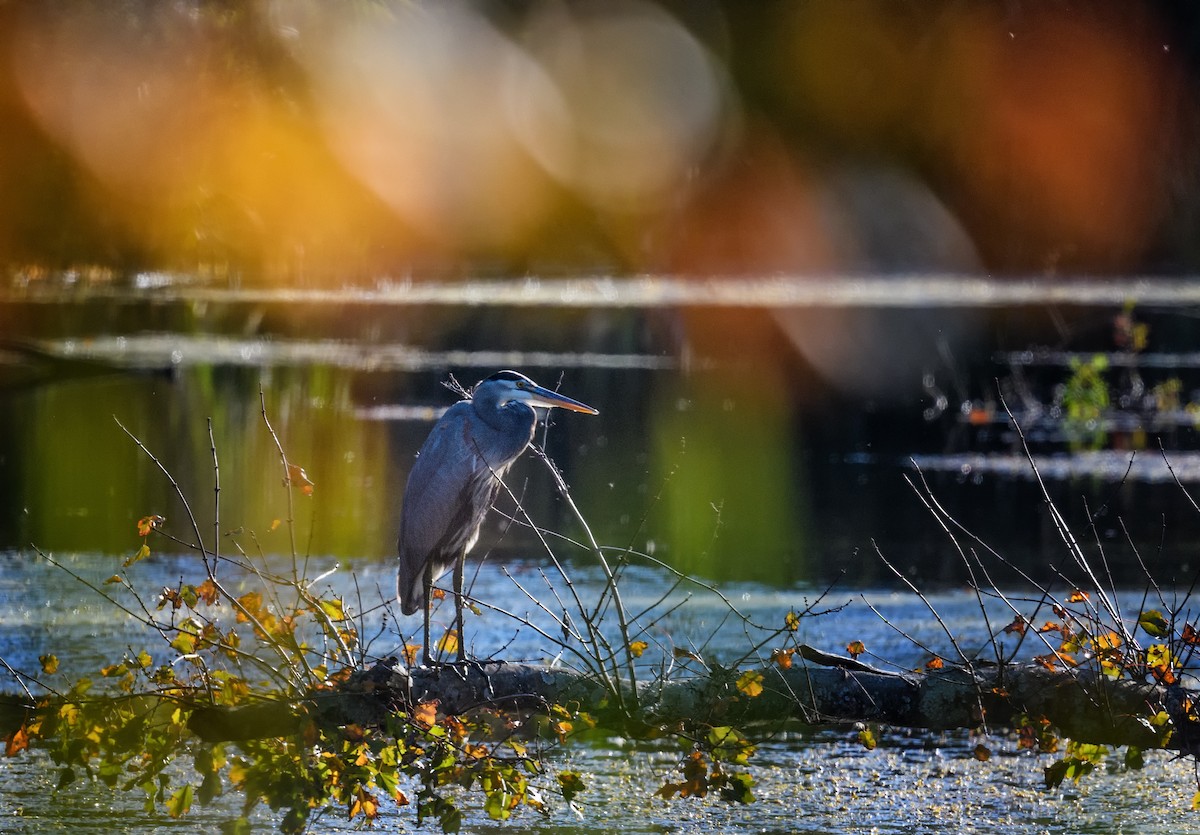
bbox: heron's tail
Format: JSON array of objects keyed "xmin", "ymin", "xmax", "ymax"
[{"xmin": 398, "ymin": 572, "xmax": 423, "ymax": 616}]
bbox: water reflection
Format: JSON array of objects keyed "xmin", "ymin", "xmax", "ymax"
[{"xmin": 2, "ymin": 296, "xmax": 1200, "ymax": 590}]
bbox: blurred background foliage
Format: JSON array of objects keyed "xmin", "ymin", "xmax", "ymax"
[
  {"xmin": 3, "ymin": 1, "xmax": 1200, "ymax": 587},
  {"xmin": 0, "ymin": 0, "xmax": 1196, "ymax": 279}
]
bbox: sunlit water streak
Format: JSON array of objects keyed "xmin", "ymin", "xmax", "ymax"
[
  {"xmin": 41, "ymin": 335, "xmax": 676, "ymax": 372},
  {"xmin": 0, "ymin": 551, "xmax": 1195, "ymax": 833},
  {"xmin": 9, "ymin": 274, "xmax": 1200, "ymax": 308}
]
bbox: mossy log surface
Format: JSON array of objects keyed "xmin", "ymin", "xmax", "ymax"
[{"xmin": 179, "ymin": 654, "xmax": 1197, "ymax": 753}]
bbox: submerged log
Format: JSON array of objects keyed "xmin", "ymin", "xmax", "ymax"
[{"xmin": 184, "ymin": 651, "xmax": 1198, "ymax": 754}]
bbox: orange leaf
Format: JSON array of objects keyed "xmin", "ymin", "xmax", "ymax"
[
  {"xmin": 195, "ymin": 579, "xmax": 219, "ymax": 606},
  {"xmin": 39, "ymin": 654, "xmax": 58, "ymax": 675},
  {"xmin": 287, "ymin": 464, "xmax": 315, "ymax": 496},
  {"xmin": 925, "ymin": 656, "xmax": 944, "ymax": 671},
  {"xmin": 1067, "ymin": 590, "xmax": 1090, "ymax": 604},
  {"xmin": 412, "ymin": 701, "xmax": 438, "ymax": 729},
  {"xmin": 1183, "ymin": 623, "xmax": 1200, "ymax": 646},
  {"xmin": 136, "ymin": 515, "xmax": 165, "ymax": 537},
  {"xmin": 402, "ymin": 643, "xmax": 421, "ymax": 667},
  {"xmin": 771, "ymin": 648, "xmax": 794, "ymax": 670},
  {"xmin": 846, "ymin": 640, "xmax": 866, "ymax": 658},
  {"xmin": 1003, "ymin": 616, "xmax": 1028, "ymax": 636},
  {"xmin": 5, "ymin": 725, "xmax": 29, "ymax": 757},
  {"xmin": 430, "ymin": 588, "xmax": 446, "ymax": 602}
]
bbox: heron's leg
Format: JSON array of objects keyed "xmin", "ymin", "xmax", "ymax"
[
  {"xmin": 453, "ymin": 551, "xmax": 466, "ymax": 663},
  {"xmin": 422, "ymin": 560, "xmax": 434, "ymax": 667}
]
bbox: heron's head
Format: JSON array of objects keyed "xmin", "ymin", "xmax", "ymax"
[{"xmin": 474, "ymin": 370, "xmax": 598, "ymax": 415}]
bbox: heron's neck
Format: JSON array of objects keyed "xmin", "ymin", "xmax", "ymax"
[{"xmin": 473, "ymin": 395, "xmax": 537, "ymax": 439}]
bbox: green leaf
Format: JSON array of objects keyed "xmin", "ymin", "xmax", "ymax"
[
  {"xmin": 557, "ymin": 770, "xmax": 586, "ymax": 803},
  {"xmin": 166, "ymin": 784, "xmax": 193, "ymax": 818},
  {"xmin": 220, "ymin": 818, "xmax": 251, "ymax": 835},
  {"xmin": 719, "ymin": 772, "xmax": 755, "ymax": 803},
  {"xmin": 1137, "ymin": 610, "xmax": 1170, "ymax": 638}
]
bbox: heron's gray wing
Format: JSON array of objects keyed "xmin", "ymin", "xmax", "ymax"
[{"xmin": 397, "ymin": 406, "xmax": 506, "ymax": 613}]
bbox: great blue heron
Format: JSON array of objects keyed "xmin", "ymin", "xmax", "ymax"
[{"xmin": 397, "ymin": 370, "xmax": 598, "ymax": 665}]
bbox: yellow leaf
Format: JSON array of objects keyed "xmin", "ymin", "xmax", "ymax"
[
  {"xmin": 318, "ymin": 598, "xmax": 346, "ymax": 622},
  {"xmin": 269, "ymin": 519, "xmax": 282, "ymax": 532},
  {"xmin": 39, "ymin": 654, "xmax": 58, "ymax": 675},
  {"xmin": 629, "ymin": 640, "xmax": 648, "ymax": 658},
  {"xmin": 784, "ymin": 611, "xmax": 800, "ymax": 632},
  {"xmin": 103, "ymin": 575, "xmax": 124, "ymax": 586},
  {"xmin": 846, "ymin": 640, "xmax": 866, "ymax": 658},
  {"xmin": 122, "ymin": 543, "xmax": 152, "ymax": 568},
  {"xmin": 735, "ymin": 670, "xmax": 764, "ymax": 698},
  {"xmin": 437, "ymin": 629, "xmax": 459, "ymax": 656}
]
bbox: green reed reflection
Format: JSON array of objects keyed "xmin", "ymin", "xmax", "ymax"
[
  {"xmin": 650, "ymin": 379, "xmax": 809, "ymax": 586},
  {"xmin": 12, "ymin": 368, "xmax": 397, "ymax": 562}
]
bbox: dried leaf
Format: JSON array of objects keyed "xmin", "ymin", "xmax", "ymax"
[
  {"xmin": 1182, "ymin": 623, "xmax": 1200, "ymax": 646},
  {"xmin": 925, "ymin": 656, "xmax": 944, "ymax": 671},
  {"xmin": 1003, "ymin": 616, "xmax": 1028, "ymax": 636},
  {"xmin": 973, "ymin": 743, "xmax": 991, "ymax": 762},
  {"xmin": 846, "ymin": 640, "xmax": 866, "ymax": 658},
  {"xmin": 770, "ymin": 648, "xmax": 794, "ymax": 670},
  {"xmin": 287, "ymin": 464, "xmax": 315, "ymax": 496}
]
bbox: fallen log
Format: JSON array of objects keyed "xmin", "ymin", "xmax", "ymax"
[{"xmin": 184, "ymin": 651, "xmax": 1199, "ymax": 755}]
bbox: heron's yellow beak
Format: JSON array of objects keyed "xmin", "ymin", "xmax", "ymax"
[{"xmin": 521, "ymin": 384, "xmax": 599, "ymax": 415}]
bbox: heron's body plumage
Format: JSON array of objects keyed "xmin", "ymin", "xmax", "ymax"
[
  {"xmin": 394, "ymin": 371, "xmax": 597, "ymax": 665},
  {"xmin": 396, "ymin": 397, "xmax": 535, "ymax": 614}
]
